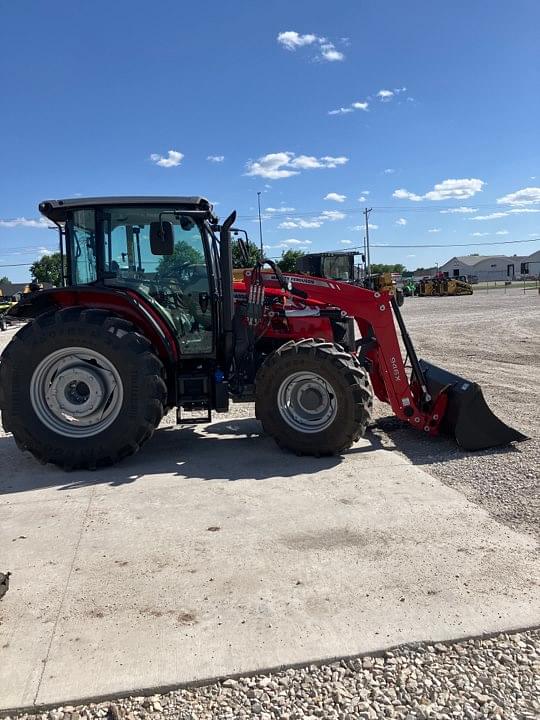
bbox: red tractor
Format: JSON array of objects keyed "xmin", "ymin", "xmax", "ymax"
[{"xmin": 0, "ymin": 196, "xmax": 525, "ymax": 469}]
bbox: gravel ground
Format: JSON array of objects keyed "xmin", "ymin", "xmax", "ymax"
[{"xmin": 3, "ymin": 629, "xmax": 539, "ymax": 719}]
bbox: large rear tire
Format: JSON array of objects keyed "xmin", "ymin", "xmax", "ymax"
[
  {"xmin": 0, "ymin": 308, "xmax": 167, "ymax": 469},
  {"xmin": 255, "ymin": 338, "xmax": 373, "ymax": 456}
]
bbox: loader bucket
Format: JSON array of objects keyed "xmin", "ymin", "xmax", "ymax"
[{"xmin": 418, "ymin": 360, "xmax": 527, "ymax": 451}]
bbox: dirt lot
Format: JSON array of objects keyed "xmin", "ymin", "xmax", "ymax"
[{"xmin": 1, "ymin": 288, "xmax": 538, "ymax": 542}]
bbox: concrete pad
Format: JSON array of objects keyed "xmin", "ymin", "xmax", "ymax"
[{"xmin": 0, "ymin": 419, "xmax": 538, "ymax": 710}]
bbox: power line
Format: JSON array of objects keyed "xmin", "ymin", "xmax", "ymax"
[
  {"xmin": 0, "ymin": 262, "xmax": 35, "ymax": 268},
  {"xmin": 372, "ymin": 238, "xmax": 540, "ymax": 248},
  {"xmin": 236, "ymin": 203, "xmax": 540, "ymax": 221},
  {"xmin": 326, "ymin": 238, "xmax": 540, "ymax": 252}
]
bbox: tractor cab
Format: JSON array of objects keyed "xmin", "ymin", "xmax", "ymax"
[
  {"xmin": 297, "ymin": 250, "xmax": 404, "ymax": 305},
  {"xmin": 296, "ymin": 251, "xmax": 357, "ymax": 282},
  {"xmin": 39, "ymin": 197, "xmax": 227, "ymax": 357}
]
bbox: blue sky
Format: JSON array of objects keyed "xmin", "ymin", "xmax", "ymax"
[{"xmin": 1, "ymin": 0, "xmax": 539, "ymax": 282}]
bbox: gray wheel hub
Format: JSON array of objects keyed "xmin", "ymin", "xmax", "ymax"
[
  {"xmin": 30, "ymin": 347, "xmax": 124, "ymax": 438},
  {"xmin": 277, "ymin": 371, "xmax": 337, "ymax": 433}
]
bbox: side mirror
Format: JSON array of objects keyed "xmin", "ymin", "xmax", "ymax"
[{"xmin": 150, "ymin": 221, "xmax": 174, "ymax": 255}]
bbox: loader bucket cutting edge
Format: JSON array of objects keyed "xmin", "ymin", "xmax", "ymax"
[{"xmin": 418, "ymin": 360, "xmax": 528, "ymax": 451}]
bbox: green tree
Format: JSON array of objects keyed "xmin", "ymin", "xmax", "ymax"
[
  {"xmin": 155, "ymin": 241, "xmax": 204, "ymax": 279},
  {"xmin": 370, "ymin": 263, "xmax": 406, "ymax": 275},
  {"xmin": 232, "ymin": 240, "xmax": 261, "ymax": 269},
  {"xmin": 277, "ymin": 249, "xmax": 305, "ymax": 273},
  {"xmin": 0, "ymin": 276, "xmax": 11, "ymax": 285},
  {"xmin": 30, "ymin": 253, "xmax": 63, "ymax": 286}
]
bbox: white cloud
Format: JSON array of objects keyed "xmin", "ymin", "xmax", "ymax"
[
  {"xmin": 320, "ymin": 44, "xmax": 344, "ymax": 62},
  {"xmin": 393, "ymin": 178, "xmax": 484, "ymax": 202},
  {"xmin": 395, "ymin": 218, "xmax": 407, "ymax": 226},
  {"xmin": 362, "ymin": 190, "xmax": 370, "ymax": 195},
  {"xmin": 324, "ymin": 192, "xmax": 346, "ymax": 203},
  {"xmin": 328, "ymin": 107, "xmax": 354, "ymax": 115},
  {"xmin": 0, "ymin": 216, "xmax": 50, "ymax": 229},
  {"xmin": 471, "ymin": 212, "xmax": 508, "ymax": 221},
  {"xmin": 495, "ymin": 230, "xmax": 509, "ymax": 235},
  {"xmin": 278, "ymin": 219, "xmax": 322, "ymax": 229},
  {"xmin": 245, "ymin": 152, "xmax": 298, "ymax": 180},
  {"xmin": 150, "ymin": 150, "xmax": 184, "ymax": 168},
  {"xmin": 368, "ymin": 223, "xmax": 378, "ymax": 230},
  {"xmin": 497, "ymin": 187, "xmax": 540, "ymax": 206},
  {"xmin": 340, "ymin": 240, "xmax": 353, "ymax": 244},
  {"xmin": 277, "ymin": 31, "xmax": 345, "ymax": 62},
  {"xmin": 384, "ymin": 168, "xmax": 395, "ymax": 174},
  {"xmin": 318, "ymin": 155, "xmax": 349, "ymax": 168},
  {"xmin": 348, "ymin": 225, "xmax": 362, "ymax": 231},
  {"xmin": 428, "ymin": 228, "xmax": 441, "ymax": 233},
  {"xmin": 357, "ymin": 196, "xmax": 367, "ymax": 203},
  {"xmin": 329, "ymin": 87, "xmax": 410, "ymax": 116},
  {"xmin": 245, "ymin": 151, "xmax": 348, "ymax": 179},
  {"xmin": 440, "ymin": 206, "xmax": 479, "ymax": 214},
  {"xmin": 471, "ymin": 232, "xmax": 490, "ymax": 237},
  {"xmin": 319, "ymin": 210, "xmax": 346, "ymax": 221},
  {"xmin": 288, "ymin": 155, "xmax": 322, "ymax": 169},
  {"xmin": 277, "ymin": 238, "xmax": 313, "ymax": 247},
  {"xmin": 265, "ymin": 206, "xmax": 296, "ymax": 214},
  {"xmin": 393, "ymin": 189, "xmax": 422, "ymax": 201},
  {"xmin": 277, "ymin": 31, "xmax": 318, "ymax": 50},
  {"xmin": 207, "ymin": 155, "xmax": 224, "ymax": 163},
  {"xmin": 406, "ymin": 254, "xmax": 416, "ymax": 258}
]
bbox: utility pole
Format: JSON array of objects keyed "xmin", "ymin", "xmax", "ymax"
[
  {"xmin": 363, "ymin": 207, "xmax": 372, "ymax": 276},
  {"xmin": 257, "ymin": 191, "xmax": 264, "ymax": 256}
]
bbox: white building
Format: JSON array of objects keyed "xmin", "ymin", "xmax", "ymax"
[{"xmin": 439, "ymin": 249, "xmax": 540, "ymax": 281}]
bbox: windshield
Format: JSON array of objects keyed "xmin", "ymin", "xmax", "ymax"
[
  {"xmin": 322, "ymin": 255, "xmax": 353, "ymax": 281},
  {"xmin": 66, "ymin": 206, "xmax": 214, "ymax": 355}
]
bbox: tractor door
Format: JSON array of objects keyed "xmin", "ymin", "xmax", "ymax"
[
  {"xmin": 101, "ymin": 208, "xmax": 215, "ymax": 356},
  {"xmin": 65, "ymin": 206, "xmax": 216, "ymax": 357}
]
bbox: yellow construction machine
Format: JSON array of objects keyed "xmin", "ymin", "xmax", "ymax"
[{"xmin": 417, "ymin": 275, "xmax": 473, "ymax": 297}]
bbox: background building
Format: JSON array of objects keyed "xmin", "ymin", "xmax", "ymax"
[{"xmin": 439, "ymin": 249, "xmax": 540, "ymax": 282}]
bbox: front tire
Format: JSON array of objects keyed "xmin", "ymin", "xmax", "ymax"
[
  {"xmin": 255, "ymin": 339, "xmax": 373, "ymax": 456},
  {"xmin": 0, "ymin": 308, "xmax": 167, "ymax": 469}
]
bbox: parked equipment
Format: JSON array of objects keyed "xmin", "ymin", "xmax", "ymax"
[
  {"xmin": 296, "ymin": 251, "xmax": 405, "ymax": 306},
  {"xmin": 402, "ymin": 279, "xmax": 418, "ymax": 297},
  {"xmin": 0, "ymin": 196, "xmax": 525, "ymax": 469},
  {"xmin": 417, "ymin": 275, "xmax": 473, "ymax": 297}
]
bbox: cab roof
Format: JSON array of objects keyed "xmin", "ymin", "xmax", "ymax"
[{"xmin": 39, "ymin": 196, "xmax": 216, "ymax": 223}]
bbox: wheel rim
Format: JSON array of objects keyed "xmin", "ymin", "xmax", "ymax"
[
  {"xmin": 277, "ymin": 371, "xmax": 337, "ymax": 433},
  {"xmin": 30, "ymin": 347, "xmax": 124, "ymax": 438}
]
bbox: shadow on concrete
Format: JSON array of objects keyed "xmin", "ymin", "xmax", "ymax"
[
  {"xmin": 367, "ymin": 415, "xmax": 524, "ymax": 466},
  {"xmin": 1, "ymin": 413, "xmax": 523, "ymax": 497},
  {"xmin": 0, "ymin": 418, "xmax": 352, "ymax": 494}
]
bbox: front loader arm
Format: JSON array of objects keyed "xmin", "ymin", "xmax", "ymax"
[{"xmin": 244, "ymin": 270, "xmax": 446, "ymax": 435}]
